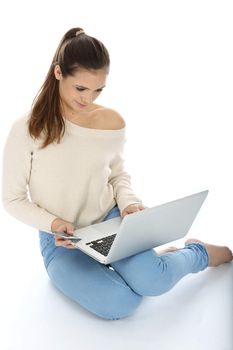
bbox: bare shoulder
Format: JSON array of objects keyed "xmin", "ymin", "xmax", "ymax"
[{"xmin": 96, "ymin": 107, "xmax": 126, "ymax": 130}]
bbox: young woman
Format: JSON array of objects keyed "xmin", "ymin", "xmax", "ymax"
[{"xmin": 2, "ymin": 27, "xmax": 232, "ymax": 320}]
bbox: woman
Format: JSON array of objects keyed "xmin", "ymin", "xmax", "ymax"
[{"xmin": 2, "ymin": 27, "xmax": 232, "ymax": 320}]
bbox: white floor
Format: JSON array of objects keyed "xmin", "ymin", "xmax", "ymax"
[
  {"xmin": 1, "ymin": 222, "xmax": 232, "ymax": 350},
  {"xmin": 1, "ymin": 1, "xmax": 233, "ymax": 348}
]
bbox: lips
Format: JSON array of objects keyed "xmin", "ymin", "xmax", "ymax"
[{"xmin": 77, "ymin": 102, "xmax": 87, "ymax": 108}]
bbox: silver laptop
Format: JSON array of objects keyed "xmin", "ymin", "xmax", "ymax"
[{"xmin": 52, "ymin": 190, "xmax": 208, "ymax": 264}]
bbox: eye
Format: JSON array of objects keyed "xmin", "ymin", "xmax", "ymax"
[{"xmin": 75, "ymin": 87, "xmax": 104, "ymax": 93}]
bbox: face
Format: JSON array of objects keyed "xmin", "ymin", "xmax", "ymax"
[{"xmin": 54, "ymin": 65, "xmax": 108, "ymax": 114}]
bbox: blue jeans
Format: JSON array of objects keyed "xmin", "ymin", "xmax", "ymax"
[{"xmin": 39, "ymin": 205, "xmax": 209, "ymax": 320}]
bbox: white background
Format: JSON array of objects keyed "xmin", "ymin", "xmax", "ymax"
[{"xmin": 0, "ymin": 1, "xmax": 232, "ymax": 349}]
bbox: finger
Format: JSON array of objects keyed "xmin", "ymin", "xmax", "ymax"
[
  {"xmin": 64, "ymin": 227, "xmax": 75, "ymax": 235},
  {"xmin": 56, "ymin": 224, "xmax": 66, "ymax": 232},
  {"xmin": 54, "ymin": 236, "xmax": 70, "ymax": 245},
  {"xmin": 54, "ymin": 237, "xmax": 75, "ymax": 248},
  {"xmin": 55, "ymin": 227, "xmax": 74, "ymax": 236},
  {"xmin": 62, "ymin": 240, "xmax": 73, "ymax": 247},
  {"xmin": 54, "ymin": 236, "xmax": 68, "ymax": 246},
  {"xmin": 67, "ymin": 227, "xmax": 74, "ymax": 234},
  {"xmin": 129, "ymin": 209, "xmax": 140, "ymax": 213},
  {"xmin": 64, "ymin": 240, "xmax": 77, "ymax": 249},
  {"xmin": 54, "ymin": 237, "xmax": 62, "ymax": 246},
  {"xmin": 55, "ymin": 221, "xmax": 74, "ymax": 231}
]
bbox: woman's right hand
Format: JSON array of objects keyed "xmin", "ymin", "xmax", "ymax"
[{"xmin": 51, "ymin": 218, "xmax": 76, "ymax": 249}]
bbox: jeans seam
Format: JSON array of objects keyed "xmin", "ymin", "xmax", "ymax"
[{"xmin": 98, "ymin": 264, "xmax": 131, "ymax": 290}]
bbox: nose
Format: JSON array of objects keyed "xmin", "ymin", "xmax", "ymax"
[{"xmin": 81, "ymin": 93, "xmax": 94, "ymax": 105}]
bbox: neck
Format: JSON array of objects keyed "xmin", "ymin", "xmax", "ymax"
[
  {"xmin": 61, "ymin": 104, "xmax": 92, "ymax": 120},
  {"xmin": 62, "ymin": 103, "xmax": 102, "ymax": 124}
]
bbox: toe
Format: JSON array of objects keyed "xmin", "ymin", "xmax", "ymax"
[{"xmin": 185, "ymin": 238, "xmax": 202, "ymax": 246}]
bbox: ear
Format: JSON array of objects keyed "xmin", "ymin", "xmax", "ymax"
[{"xmin": 54, "ymin": 64, "xmax": 63, "ymax": 80}]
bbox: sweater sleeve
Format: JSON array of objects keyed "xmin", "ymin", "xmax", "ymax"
[
  {"xmin": 108, "ymin": 137, "xmax": 142, "ymax": 215},
  {"xmin": 1, "ymin": 117, "xmax": 58, "ymax": 232}
]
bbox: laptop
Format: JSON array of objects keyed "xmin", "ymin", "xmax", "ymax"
[{"xmin": 52, "ymin": 190, "xmax": 208, "ymax": 264}]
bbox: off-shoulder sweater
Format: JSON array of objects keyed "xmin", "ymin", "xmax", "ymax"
[{"xmin": 2, "ymin": 114, "xmax": 142, "ymax": 232}]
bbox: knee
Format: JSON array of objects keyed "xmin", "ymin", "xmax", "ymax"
[
  {"xmin": 128, "ymin": 261, "xmax": 175, "ymax": 296},
  {"xmin": 112, "ymin": 249, "xmax": 176, "ymax": 297},
  {"xmin": 92, "ymin": 287, "xmax": 143, "ymax": 320}
]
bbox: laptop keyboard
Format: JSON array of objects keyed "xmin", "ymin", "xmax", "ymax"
[{"xmin": 86, "ymin": 234, "xmax": 117, "ymax": 256}]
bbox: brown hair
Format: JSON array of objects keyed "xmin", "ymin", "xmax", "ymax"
[{"xmin": 28, "ymin": 27, "xmax": 110, "ymax": 149}]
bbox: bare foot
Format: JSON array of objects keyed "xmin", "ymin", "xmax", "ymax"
[
  {"xmin": 157, "ymin": 246, "xmax": 179, "ymax": 255},
  {"xmin": 185, "ymin": 238, "xmax": 233, "ymax": 267}
]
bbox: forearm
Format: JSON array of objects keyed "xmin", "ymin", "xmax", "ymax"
[
  {"xmin": 2, "ymin": 193, "xmax": 58, "ymax": 232},
  {"xmin": 109, "ymin": 165, "xmax": 142, "ymax": 215}
]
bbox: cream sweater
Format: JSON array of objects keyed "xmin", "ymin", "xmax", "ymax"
[{"xmin": 2, "ymin": 114, "xmax": 142, "ymax": 232}]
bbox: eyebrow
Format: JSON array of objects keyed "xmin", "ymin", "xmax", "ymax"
[{"xmin": 76, "ymin": 85, "xmax": 106, "ymax": 91}]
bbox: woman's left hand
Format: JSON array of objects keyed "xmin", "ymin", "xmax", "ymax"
[{"xmin": 122, "ymin": 203, "xmax": 146, "ymax": 218}]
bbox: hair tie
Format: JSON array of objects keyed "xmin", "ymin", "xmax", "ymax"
[{"xmin": 76, "ymin": 29, "xmax": 85, "ymax": 37}]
